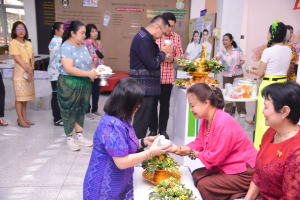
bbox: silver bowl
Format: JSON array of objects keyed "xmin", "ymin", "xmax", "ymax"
[{"xmin": 99, "ymin": 74, "xmax": 113, "ymax": 86}]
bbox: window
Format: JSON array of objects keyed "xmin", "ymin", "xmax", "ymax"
[{"xmin": 0, "ymin": 0, "xmax": 25, "ymax": 45}]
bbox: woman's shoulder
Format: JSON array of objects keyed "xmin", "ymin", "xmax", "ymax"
[
  {"xmin": 214, "ymin": 109, "xmax": 235, "ymax": 124},
  {"xmin": 234, "ymin": 46, "xmax": 243, "ymax": 52},
  {"xmin": 83, "ymin": 38, "xmax": 92, "ymax": 45},
  {"xmin": 60, "ymin": 41, "xmax": 74, "ymax": 50},
  {"xmin": 25, "ymin": 40, "xmax": 32, "ymax": 45},
  {"xmin": 100, "ymin": 114, "xmax": 124, "ymax": 127}
]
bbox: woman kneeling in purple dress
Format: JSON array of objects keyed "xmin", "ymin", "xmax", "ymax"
[{"xmin": 83, "ymin": 77, "xmax": 171, "ymax": 200}]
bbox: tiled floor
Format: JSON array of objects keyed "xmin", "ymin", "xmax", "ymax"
[{"xmin": 0, "ymin": 91, "xmax": 256, "ymax": 200}]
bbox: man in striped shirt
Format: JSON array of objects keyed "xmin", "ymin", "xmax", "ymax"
[{"xmin": 149, "ymin": 13, "xmax": 184, "ymax": 139}]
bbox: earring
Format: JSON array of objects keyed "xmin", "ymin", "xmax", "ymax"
[
  {"xmin": 206, "ymin": 106, "xmax": 208, "ymax": 109},
  {"xmin": 282, "ymin": 116, "xmax": 285, "ymax": 120}
]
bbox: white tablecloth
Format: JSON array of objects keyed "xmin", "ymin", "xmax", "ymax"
[
  {"xmin": 133, "ymin": 166, "xmax": 203, "ymax": 200},
  {"xmin": 0, "ymin": 54, "xmax": 49, "ymax": 69}
]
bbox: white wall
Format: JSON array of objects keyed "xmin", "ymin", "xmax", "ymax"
[
  {"xmin": 215, "ymin": 0, "xmax": 245, "ymax": 82},
  {"xmin": 24, "ymin": 0, "xmax": 38, "ymax": 53},
  {"xmin": 240, "ymin": 0, "xmax": 248, "ymax": 55},
  {"xmin": 190, "ymin": 0, "xmax": 205, "ymax": 19}
]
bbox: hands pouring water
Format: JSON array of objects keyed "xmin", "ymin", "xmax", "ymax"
[
  {"xmin": 147, "ymin": 135, "xmax": 173, "ymax": 156},
  {"xmin": 148, "ymin": 136, "xmax": 194, "ymax": 158}
]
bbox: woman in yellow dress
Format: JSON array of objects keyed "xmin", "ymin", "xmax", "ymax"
[{"xmin": 9, "ymin": 21, "xmax": 35, "ymax": 128}]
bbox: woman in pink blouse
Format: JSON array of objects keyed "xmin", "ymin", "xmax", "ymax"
[
  {"xmin": 170, "ymin": 83, "xmax": 258, "ymax": 200},
  {"xmin": 82, "ymin": 24, "xmax": 104, "ymax": 118},
  {"xmin": 216, "ymin": 33, "xmax": 247, "ymax": 117}
]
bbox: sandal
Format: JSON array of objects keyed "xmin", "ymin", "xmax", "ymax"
[{"xmin": 0, "ymin": 118, "xmax": 8, "ymax": 126}]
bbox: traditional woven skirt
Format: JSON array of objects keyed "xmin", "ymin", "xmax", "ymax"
[
  {"xmin": 12, "ymin": 63, "xmax": 35, "ymax": 102},
  {"xmin": 194, "ymin": 164, "xmax": 255, "ymax": 200},
  {"xmin": 254, "ymin": 74, "xmax": 286, "ymax": 149},
  {"xmin": 57, "ymin": 75, "xmax": 92, "ymax": 135}
]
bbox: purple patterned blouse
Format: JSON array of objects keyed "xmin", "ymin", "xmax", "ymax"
[{"xmin": 83, "ymin": 114, "xmax": 139, "ymax": 200}]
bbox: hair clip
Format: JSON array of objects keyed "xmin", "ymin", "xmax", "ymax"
[{"xmin": 210, "ymin": 85, "xmax": 216, "ymax": 90}]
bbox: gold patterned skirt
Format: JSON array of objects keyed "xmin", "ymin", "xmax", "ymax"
[{"xmin": 13, "ymin": 63, "xmax": 35, "ymax": 102}]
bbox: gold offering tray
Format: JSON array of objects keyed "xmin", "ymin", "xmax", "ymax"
[{"xmin": 188, "ymin": 72, "xmax": 213, "ymax": 80}]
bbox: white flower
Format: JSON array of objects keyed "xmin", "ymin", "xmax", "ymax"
[
  {"xmin": 72, "ymin": 46, "xmax": 75, "ymax": 48},
  {"xmin": 179, "ymin": 185, "xmax": 183, "ymax": 190},
  {"xmin": 80, "ymin": 52, "xmax": 83, "ymax": 55},
  {"xmin": 87, "ymin": 61, "xmax": 89, "ymax": 64},
  {"xmin": 82, "ymin": 64, "xmax": 84, "ymax": 68},
  {"xmin": 81, "ymin": 56, "xmax": 83, "ymax": 58},
  {"xmin": 75, "ymin": 59, "xmax": 79, "ymax": 62},
  {"xmin": 73, "ymin": 53, "xmax": 76, "ymax": 55},
  {"xmin": 84, "ymin": 52, "xmax": 87, "ymax": 54},
  {"xmin": 68, "ymin": 47, "xmax": 70, "ymax": 50},
  {"xmin": 58, "ymin": 54, "xmax": 61, "ymax": 57}
]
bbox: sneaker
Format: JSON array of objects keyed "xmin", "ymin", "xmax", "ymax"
[
  {"xmin": 92, "ymin": 111, "xmax": 103, "ymax": 117},
  {"xmin": 245, "ymin": 120, "xmax": 254, "ymax": 125},
  {"xmin": 76, "ymin": 136, "xmax": 93, "ymax": 147},
  {"xmin": 85, "ymin": 113, "xmax": 95, "ymax": 119},
  {"xmin": 239, "ymin": 114, "xmax": 246, "ymax": 118},
  {"xmin": 54, "ymin": 119, "xmax": 63, "ymax": 126},
  {"xmin": 66, "ymin": 139, "xmax": 81, "ymax": 151}
]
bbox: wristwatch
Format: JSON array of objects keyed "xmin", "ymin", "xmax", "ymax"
[{"xmin": 141, "ymin": 138, "xmax": 147, "ymax": 148}]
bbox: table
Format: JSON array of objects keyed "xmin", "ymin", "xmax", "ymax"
[
  {"xmin": 223, "ymin": 92, "xmax": 258, "ymax": 142},
  {"xmin": 0, "ymin": 54, "xmax": 49, "ymax": 69},
  {"xmin": 224, "ymin": 96, "xmax": 258, "ymax": 102},
  {"xmin": 133, "ymin": 166, "xmax": 203, "ymax": 200}
]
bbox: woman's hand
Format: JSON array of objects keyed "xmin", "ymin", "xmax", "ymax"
[
  {"xmin": 174, "ymin": 145, "xmax": 191, "ymax": 157},
  {"xmin": 168, "ymin": 144, "xmax": 180, "ymax": 154},
  {"xmin": 88, "ymin": 70, "xmax": 99, "ymax": 80},
  {"xmin": 27, "ymin": 72, "xmax": 33, "ymax": 82},
  {"xmin": 149, "ymin": 139, "xmax": 172, "ymax": 156},
  {"xmin": 144, "ymin": 134, "xmax": 160, "ymax": 146}
]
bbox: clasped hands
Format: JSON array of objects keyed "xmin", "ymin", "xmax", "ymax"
[{"xmin": 25, "ymin": 66, "xmax": 34, "ymax": 82}]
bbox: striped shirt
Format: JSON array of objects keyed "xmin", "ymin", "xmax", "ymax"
[{"xmin": 156, "ymin": 32, "xmax": 184, "ymax": 84}]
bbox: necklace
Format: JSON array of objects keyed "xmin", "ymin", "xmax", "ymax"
[
  {"xmin": 205, "ymin": 109, "xmax": 217, "ymax": 138},
  {"xmin": 274, "ymin": 127, "xmax": 299, "ymax": 143}
]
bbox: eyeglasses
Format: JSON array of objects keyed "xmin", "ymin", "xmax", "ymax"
[
  {"xmin": 157, "ymin": 24, "xmax": 167, "ymax": 36},
  {"xmin": 16, "ymin": 28, "xmax": 25, "ymax": 31}
]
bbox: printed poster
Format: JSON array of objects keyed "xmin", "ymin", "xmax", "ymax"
[{"xmin": 83, "ymin": 0, "xmax": 99, "ymax": 7}]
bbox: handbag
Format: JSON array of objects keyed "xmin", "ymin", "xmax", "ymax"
[{"xmin": 95, "ymin": 49, "xmax": 104, "ymax": 59}]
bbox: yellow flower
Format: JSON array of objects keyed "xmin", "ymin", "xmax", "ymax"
[
  {"xmin": 166, "ymin": 158, "xmax": 171, "ymax": 163},
  {"xmin": 154, "ymin": 187, "xmax": 158, "ymax": 193},
  {"xmin": 159, "ymin": 155, "xmax": 165, "ymax": 160},
  {"xmin": 173, "ymin": 187, "xmax": 179, "ymax": 192},
  {"xmin": 180, "ymin": 194, "xmax": 187, "ymax": 200}
]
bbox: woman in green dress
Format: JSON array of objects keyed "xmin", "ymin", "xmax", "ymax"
[{"xmin": 57, "ymin": 20, "xmax": 99, "ymax": 151}]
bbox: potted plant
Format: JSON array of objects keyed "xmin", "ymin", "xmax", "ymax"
[
  {"xmin": 142, "ymin": 154, "xmax": 181, "ymax": 184},
  {"xmin": 149, "ymin": 177, "xmax": 199, "ymax": 200}
]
